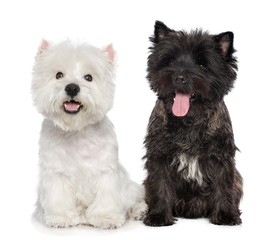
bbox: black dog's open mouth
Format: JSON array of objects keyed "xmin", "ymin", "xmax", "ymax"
[
  {"xmin": 172, "ymin": 92, "xmax": 196, "ymax": 117},
  {"xmin": 63, "ymin": 100, "xmax": 83, "ymax": 114},
  {"xmin": 172, "ymin": 93, "xmax": 196, "ymax": 101}
]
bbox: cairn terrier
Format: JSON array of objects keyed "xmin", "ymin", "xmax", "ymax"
[{"xmin": 143, "ymin": 21, "xmax": 243, "ymax": 226}]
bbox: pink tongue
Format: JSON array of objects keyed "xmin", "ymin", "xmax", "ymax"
[
  {"xmin": 172, "ymin": 92, "xmax": 190, "ymax": 117},
  {"xmin": 65, "ymin": 102, "xmax": 80, "ymax": 111}
]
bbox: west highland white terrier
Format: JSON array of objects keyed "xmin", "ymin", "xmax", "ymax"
[{"xmin": 32, "ymin": 40, "xmax": 146, "ymax": 229}]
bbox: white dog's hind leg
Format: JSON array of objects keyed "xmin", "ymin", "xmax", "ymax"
[
  {"xmin": 125, "ymin": 181, "xmax": 147, "ymax": 220},
  {"xmin": 85, "ymin": 171, "xmax": 126, "ymax": 229}
]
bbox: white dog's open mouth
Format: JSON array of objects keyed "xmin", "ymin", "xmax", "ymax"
[{"xmin": 63, "ymin": 100, "xmax": 83, "ymax": 114}]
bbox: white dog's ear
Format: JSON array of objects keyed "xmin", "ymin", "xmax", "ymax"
[
  {"xmin": 37, "ymin": 39, "xmax": 51, "ymax": 55},
  {"xmin": 103, "ymin": 44, "xmax": 116, "ymax": 63}
]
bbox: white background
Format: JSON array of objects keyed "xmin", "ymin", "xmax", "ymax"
[{"xmin": 0, "ymin": 0, "xmax": 279, "ymax": 239}]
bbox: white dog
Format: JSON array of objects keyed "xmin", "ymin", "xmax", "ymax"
[{"xmin": 32, "ymin": 40, "xmax": 146, "ymax": 229}]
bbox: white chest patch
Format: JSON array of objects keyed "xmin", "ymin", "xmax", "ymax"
[{"xmin": 172, "ymin": 154, "xmax": 203, "ymax": 185}]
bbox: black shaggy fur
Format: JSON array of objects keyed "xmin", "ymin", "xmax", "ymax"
[{"xmin": 143, "ymin": 21, "xmax": 243, "ymax": 226}]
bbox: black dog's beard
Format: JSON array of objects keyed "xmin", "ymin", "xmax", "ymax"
[
  {"xmin": 155, "ymin": 70, "xmax": 211, "ymax": 118},
  {"xmin": 171, "ymin": 75, "xmax": 211, "ymax": 117}
]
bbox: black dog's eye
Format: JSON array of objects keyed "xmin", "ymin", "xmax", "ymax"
[
  {"xmin": 199, "ymin": 64, "xmax": 207, "ymax": 71},
  {"xmin": 84, "ymin": 74, "xmax": 93, "ymax": 82},
  {"xmin": 56, "ymin": 72, "xmax": 64, "ymax": 79},
  {"xmin": 160, "ymin": 58, "xmax": 173, "ymax": 68},
  {"xmin": 196, "ymin": 56, "xmax": 207, "ymax": 71}
]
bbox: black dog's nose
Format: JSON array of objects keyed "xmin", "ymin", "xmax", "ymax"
[
  {"xmin": 174, "ymin": 75, "xmax": 186, "ymax": 84},
  {"xmin": 176, "ymin": 75, "xmax": 184, "ymax": 81},
  {"xmin": 65, "ymin": 83, "xmax": 80, "ymax": 98}
]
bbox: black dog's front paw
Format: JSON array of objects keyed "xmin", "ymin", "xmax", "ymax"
[
  {"xmin": 144, "ymin": 213, "xmax": 175, "ymax": 227},
  {"xmin": 210, "ymin": 211, "xmax": 242, "ymax": 226}
]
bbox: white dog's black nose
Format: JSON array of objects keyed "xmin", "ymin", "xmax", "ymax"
[{"xmin": 65, "ymin": 83, "xmax": 80, "ymax": 98}]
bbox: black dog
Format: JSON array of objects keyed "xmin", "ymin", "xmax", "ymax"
[{"xmin": 143, "ymin": 21, "xmax": 243, "ymax": 226}]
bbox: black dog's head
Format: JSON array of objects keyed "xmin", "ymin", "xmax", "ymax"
[{"xmin": 147, "ymin": 21, "xmax": 237, "ymax": 117}]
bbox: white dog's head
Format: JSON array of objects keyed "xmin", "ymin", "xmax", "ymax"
[{"xmin": 32, "ymin": 40, "xmax": 115, "ymax": 131}]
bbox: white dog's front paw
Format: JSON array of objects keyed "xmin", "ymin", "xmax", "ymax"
[
  {"xmin": 45, "ymin": 215, "xmax": 80, "ymax": 228},
  {"xmin": 88, "ymin": 214, "xmax": 126, "ymax": 229}
]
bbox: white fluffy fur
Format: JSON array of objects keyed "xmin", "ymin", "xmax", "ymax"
[
  {"xmin": 172, "ymin": 154, "xmax": 203, "ymax": 186},
  {"xmin": 32, "ymin": 40, "xmax": 146, "ymax": 229}
]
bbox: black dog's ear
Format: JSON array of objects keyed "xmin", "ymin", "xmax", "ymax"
[
  {"xmin": 214, "ymin": 32, "xmax": 235, "ymax": 57},
  {"xmin": 151, "ymin": 21, "xmax": 173, "ymax": 44}
]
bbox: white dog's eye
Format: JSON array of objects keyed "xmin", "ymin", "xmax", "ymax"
[
  {"xmin": 84, "ymin": 74, "xmax": 93, "ymax": 82},
  {"xmin": 56, "ymin": 72, "xmax": 64, "ymax": 79}
]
